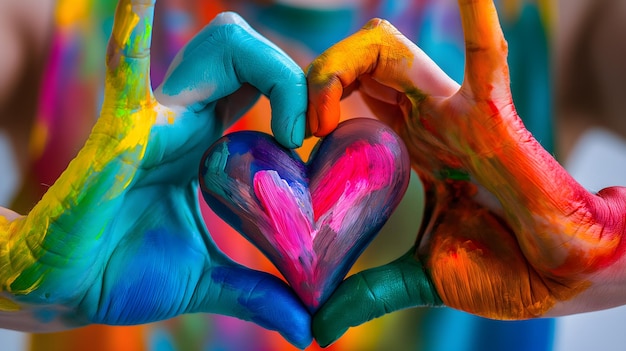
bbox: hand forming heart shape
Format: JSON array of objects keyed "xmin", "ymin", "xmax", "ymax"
[{"xmin": 199, "ymin": 118, "xmax": 410, "ymax": 312}]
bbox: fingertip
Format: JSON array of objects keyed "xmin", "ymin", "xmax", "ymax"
[
  {"xmin": 210, "ymin": 11, "xmax": 248, "ymax": 28},
  {"xmin": 272, "ymin": 112, "xmax": 305, "ymax": 149},
  {"xmin": 105, "ymin": 0, "xmax": 155, "ymax": 106},
  {"xmin": 206, "ymin": 266, "xmax": 313, "ymax": 348},
  {"xmin": 313, "ymin": 310, "xmax": 349, "ymax": 348},
  {"xmin": 109, "ymin": 0, "xmax": 155, "ymax": 62},
  {"xmin": 248, "ymin": 274, "xmax": 313, "ymax": 349},
  {"xmin": 307, "ymin": 67, "xmax": 342, "ymax": 137},
  {"xmin": 247, "ymin": 49, "xmax": 305, "ymax": 149},
  {"xmin": 308, "ymin": 75, "xmax": 343, "ymax": 137},
  {"xmin": 312, "ymin": 275, "xmax": 369, "ymax": 347},
  {"xmin": 362, "ymin": 17, "xmax": 384, "ymax": 30},
  {"xmin": 291, "ymin": 115, "xmax": 306, "ymax": 147},
  {"xmin": 458, "ymin": 0, "xmax": 509, "ymax": 88},
  {"xmin": 280, "ymin": 313, "xmax": 313, "ymax": 350},
  {"xmin": 312, "ymin": 253, "xmax": 442, "ymax": 345},
  {"xmin": 313, "ymin": 97, "xmax": 340, "ymax": 137}
]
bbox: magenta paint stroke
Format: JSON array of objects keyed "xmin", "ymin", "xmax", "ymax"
[{"xmin": 200, "ymin": 118, "xmax": 410, "ymax": 312}]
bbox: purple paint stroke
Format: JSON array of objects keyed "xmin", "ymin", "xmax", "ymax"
[{"xmin": 200, "ymin": 118, "xmax": 410, "ymax": 311}]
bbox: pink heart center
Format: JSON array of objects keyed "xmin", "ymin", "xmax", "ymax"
[{"xmin": 200, "ymin": 118, "xmax": 410, "ymax": 311}]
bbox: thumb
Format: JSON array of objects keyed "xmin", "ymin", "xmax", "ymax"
[
  {"xmin": 458, "ymin": 0, "xmax": 510, "ymax": 100},
  {"xmin": 313, "ymin": 250, "xmax": 443, "ymax": 347},
  {"xmin": 192, "ymin": 264, "xmax": 312, "ymax": 349},
  {"xmin": 104, "ymin": 0, "xmax": 155, "ymax": 109}
]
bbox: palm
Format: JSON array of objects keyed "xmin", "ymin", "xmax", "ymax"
[
  {"xmin": 79, "ymin": 104, "xmax": 234, "ymax": 324},
  {"xmin": 0, "ymin": 1, "xmax": 311, "ymax": 347}
]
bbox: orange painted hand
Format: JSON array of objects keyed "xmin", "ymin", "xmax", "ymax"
[
  {"xmin": 0, "ymin": 0, "xmax": 312, "ymax": 347},
  {"xmin": 308, "ymin": 0, "xmax": 626, "ymax": 346}
]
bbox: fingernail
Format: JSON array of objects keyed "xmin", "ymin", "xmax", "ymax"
[{"xmin": 291, "ymin": 118, "xmax": 305, "ymax": 148}]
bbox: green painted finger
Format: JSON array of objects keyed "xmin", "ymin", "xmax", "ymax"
[{"xmin": 313, "ymin": 250, "xmax": 443, "ymax": 347}]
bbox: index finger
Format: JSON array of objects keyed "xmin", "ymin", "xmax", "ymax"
[
  {"xmin": 307, "ymin": 19, "xmax": 457, "ymax": 136},
  {"xmin": 458, "ymin": 0, "xmax": 510, "ymax": 100},
  {"xmin": 104, "ymin": 0, "xmax": 155, "ymax": 109}
]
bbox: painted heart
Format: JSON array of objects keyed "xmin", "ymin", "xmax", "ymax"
[{"xmin": 199, "ymin": 118, "xmax": 410, "ymax": 312}]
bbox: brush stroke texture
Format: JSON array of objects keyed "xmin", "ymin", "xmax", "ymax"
[
  {"xmin": 200, "ymin": 118, "xmax": 410, "ymax": 312},
  {"xmin": 308, "ymin": 0, "xmax": 626, "ymax": 346},
  {"xmin": 0, "ymin": 1, "xmax": 313, "ymax": 347}
]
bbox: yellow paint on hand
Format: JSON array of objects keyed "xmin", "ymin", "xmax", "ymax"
[
  {"xmin": 0, "ymin": 296, "xmax": 21, "ymax": 312},
  {"xmin": 112, "ymin": 2, "xmax": 140, "ymax": 53},
  {"xmin": 0, "ymin": 214, "xmax": 39, "ymax": 295},
  {"xmin": 308, "ymin": 18, "xmax": 415, "ymax": 89},
  {"xmin": 0, "ymin": 0, "xmax": 158, "ymax": 304}
]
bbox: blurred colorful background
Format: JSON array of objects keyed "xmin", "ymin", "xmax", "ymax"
[{"xmin": 3, "ymin": 0, "xmax": 626, "ymax": 350}]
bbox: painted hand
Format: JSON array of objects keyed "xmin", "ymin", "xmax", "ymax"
[
  {"xmin": 308, "ymin": 0, "xmax": 626, "ymax": 346},
  {"xmin": 0, "ymin": 0, "xmax": 311, "ymax": 348}
]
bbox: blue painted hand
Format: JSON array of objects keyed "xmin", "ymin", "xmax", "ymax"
[{"xmin": 0, "ymin": 0, "xmax": 311, "ymax": 348}]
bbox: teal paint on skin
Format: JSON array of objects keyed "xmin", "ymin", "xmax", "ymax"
[
  {"xmin": 157, "ymin": 13, "xmax": 306, "ymax": 148},
  {"xmin": 1, "ymin": 6, "xmax": 311, "ymax": 347}
]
